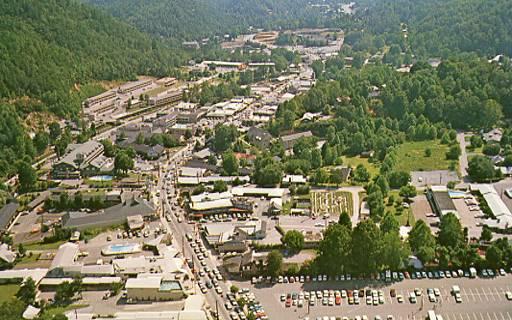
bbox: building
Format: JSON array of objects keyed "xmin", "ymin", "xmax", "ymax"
[
  {"xmin": 247, "ymin": 126, "xmax": 273, "ymax": 148},
  {"xmin": 168, "ymin": 123, "xmax": 195, "ymax": 139},
  {"xmin": 282, "ymin": 175, "xmax": 307, "ymax": 185},
  {"xmin": 125, "ymin": 276, "xmax": 185, "ymax": 302},
  {"xmin": 0, "ymin": 201, "xmax": 19, "ymax": 234},
  {"xmin": 52, "ymin": 141, "xmax": 105, "ymax": 179},
  {"xmin": 47, "ymin": 242, "xmax": 81, "ymax": 277},
  {"xmin": 471, "ymin": 184, "xmax": 512, "ymax": 229},
  {"xmin": 149, "ymin": 90, "xmax": 182, "ymax": 107},
  {"xmin": 231, "ymin": 187, "xmax": 286, "ymax": 198},
  {"xmin": 61, "ymin": 198, "xmax": 156, "ymax": 231},
  {"xmin": 118, "ymin": 79, "xmax": 153, "ymax": 94},
  {"xmin": 182, "ymin": 41, "xmax": 200, "ymax": 49},
  {"xmin": 0, "ymin": 244, "xmax": 16, "ymax": 263},
  {"xmin": 427, "ymin": 186, "xmax": 458, "ymax": 217},
  {"xmin": 483, "ymin": 128, "xmax": 503, "ymax": 143},
  {"xmin": 280, "ymin": 131, "xmax": 313, "ymax": 149},
  {"xmin": 155, "ymin": 77, "xmax": 177, "ymax": 87},
  {"xmin": 152, "ymin": 113, "xmax": 177, "ymax": 129},
  {"xmin": 85, "ymin": 91, "xmax": 117, "ymax": 108}
]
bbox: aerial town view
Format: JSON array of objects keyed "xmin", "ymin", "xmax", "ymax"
[{"xmin": 0, "ymin": 0, "xmax": 512, "ymax": 320}]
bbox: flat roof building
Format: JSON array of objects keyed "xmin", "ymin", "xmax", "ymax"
[
  {"xmin": 427, "ymin": 186, "xmax": 458, "ymax": 217},
  {"xmin": 280, "ymin": 131, "xmax": 313, "ymax": 149}
]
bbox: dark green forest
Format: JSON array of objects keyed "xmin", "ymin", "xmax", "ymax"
[
  {"xmin": 83, "ymin": 0, "xmax": 341, "ymax": 40},
  {"xmin": 360, "ymin": 0, "xmax": 512, "ymax": 57}
]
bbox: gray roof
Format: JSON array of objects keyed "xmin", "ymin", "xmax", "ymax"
[
  {"xmin": 247, "ymin": 126, "xmax": 272, "ymax": 142},
  {"xmin": 432, "ymin": 191, "xmax": 457, "ymax": 212},
  {"xmin": 62, "ymin": 198, "xmax": 155, "ymax": 230},
  {"xmin": 281, "ymin": 131, "xmax": 313, "ymax": 142},
  {"xmin": 0, "ymin": 201, "xmax": 19, "ymax": 231},
  {"xmin": 57, "ymin": 141, "xmax": 103, "ymax": 170}
]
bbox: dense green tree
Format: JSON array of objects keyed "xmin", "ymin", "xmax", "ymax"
[
  {"xmin": 15, "ymin": 277, "xmax": 36, "ymax": 306},
  {"xmin": 480, "ymin": 226, "xmax": 493, "ymax": 242},
  {"xmin": 399, "ymin": 185, "xmax": 417, "ymax": 199},
  {"xmin": 353, "ymin": 164, "xmax": 370, "ymax": 183},
  {"xmin": 446, "ymin": 144, "xmax": 461, "ymax": 160},
  {"xmin": 16, "ymin": 161, "xmax": 37, "ymax": 193},
  {"xmin": 381, "ymin": 231, "xmax": 410, "ymax": 270},
  {"xmin": 213, "ymin": 125, "xmax": 238, "ymax": 152},
  {"xmin": 375, "ymin": 175, "xmax": 390, "ymax": 197},
  {"xmin": 213, "ymin": 180, "xmax": 228, "ymax": 193},
  {"xmin": 380, "ymin": 213, "xmax": 400, "ymax": 234},
  {"xmin": 408, "ymin": 220, "xmax": 436, "ymax": 263},
  {"xmin": 338, "ymin": 211, "xmax": 352, "ymax": 229},
  {"xmin": 114, "ymin": 150, "xmax": 134, "ymax": 175},
  {"xmin": 468, "ymin": 155, "xmax": 499, "ymax": 182},
  {"xmin": 438, "ymin": 212, "xmax": 464, "ymax": 250},
  {"xmin": 316, "ymin": 224, "xmax": 352, "ymax": 275},
  {"xmin": 282, "ymin": 230, "xmax": 304, "ymax": 254},
  {"xmin": 351, "ymin": 220, "xmax": 381, "ymax": 273},
  {"xmin": 222, "ymin": 152, "xmax": 239, "ymax": 176},
  {"xmin": 367, "ymin": 189, "xmax": 385, "ymax": 219},
  {"xmin": 266, "ymin": 250, "xmax": 283, "ymax": 277},
  {"xmin": 33, "ymin": 131, "xmax": 50, "ymax": 154}
]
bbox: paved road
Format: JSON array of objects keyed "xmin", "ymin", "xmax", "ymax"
[
  {"xmin": 157, "ymin": 145, "xmax": 231, "ymax": 320},
  {"xmin": 232, "ymin": 275, "xmax": 512, "ymax": 320},
  {"xmin": 339, "ymin": 186, "xmax": 365, "ymax": 225},
  {"xmin": 457, "ymin": 132, "xmax": 469, "ymax": 182}
]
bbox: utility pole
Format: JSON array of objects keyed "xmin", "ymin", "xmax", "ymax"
[{"xmin": 215, "ymin": 299, "xmax": 219, "ymax": 320}]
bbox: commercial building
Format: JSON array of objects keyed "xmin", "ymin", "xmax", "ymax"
[
  {"xmin": 471, "ymin": 184, "xmax": 512, "ymax": 229},
  {"xmin": 177, "ymin": 175, "xmax": 250, "ymax": 186},
  {"xmin": 85, "ymin": 91, "xmax": 117, "ymax": 108},
  {"xmin": 231, "ymin": 187, "xmax": 286, "ymax": 198},
  {"xmin": 152, "ymin": 113, "xmax": 177, "ymax": 129},
  {"xmin": 203, "ymin": 220, "xmax": 267, "ymax": 247},
  {"xmin": 52, "ymin": 141, "xmax": 105, "ymax": 179},
  {"xmin": 117, "ymin": 79, "xmax": 153, "ymax": 94},
  {"xmin": 149, "ymin": 90, "xmax": 182, "ymax": 107},
  {"xmin": 426, "ymin": 186, "xmax": 458, "ymax": 217},
  {"xmin": 0, "ymin": 244, "xmax": 16, "ymax": 263},
  {"xmin": 61, "ymin": 198, "xmax": 156, "ymax": 231},
  {"xmin": 280, "ymin": 131, "xmax": 314, "ymax": 149},
  {"xmin": 188, "ymin": 191, "xmax": 253, "ymax": 217},
  {"xmin": 125, "ymin": 276, "xmax": 185, "ymax": 302},
  {"xmin": 155, "ymin": 77, "xmax": 177, "ymax": 87}
]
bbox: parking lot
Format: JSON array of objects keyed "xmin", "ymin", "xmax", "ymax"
[{"xmin": 232, "ymin": 274, "xmax": 512, "ymax": 320}]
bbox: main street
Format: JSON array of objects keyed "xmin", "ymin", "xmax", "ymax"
[{"xmin": 156, "ymin": 142, "xmax": 232, "ymax": 320}]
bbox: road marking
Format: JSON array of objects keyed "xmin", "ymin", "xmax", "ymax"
[
  {"xmin": 507, "ymin": 312, "xmax": 511, "ymax": 320},
  {"xmin": 475, "ymin": 288, "xmax": 484, "ymax": 302},
  {"xmin": 500, "ymin": 313, "xmax": 505, "ymax": 320},
  {"xmin": 487, "ymin": 312, "xmax": 492, "ymax": 320},
  {"xmin": 489, "ymin": 287, "xmax": 496, "ymax": 301},
  {"xmin": 473, "ymin": 313, "xmax": 479, "ymax": 320},
  {"xmin": 494, "ymin": 287, "xmax": 501, "ymax": 299},
  {"xmin": 466, "ymin": 313, "xmax": 471, "ymax": 320},
  {"xmin": 460, "ymin": 314, "xmax": 465, "ymax": 320},
  {"xmin": 494, "ymin": 313, "xmax": 500, "ymax": 320},
  {"xmin": 480, "ymin": 313, "xmax": 485, "ymax": 320}
]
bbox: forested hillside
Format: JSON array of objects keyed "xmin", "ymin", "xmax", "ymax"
[
  {"xmin": 362, "ymin": 0, "xmax": 512, "ymax": 57},
  {"xmin": 0, "ymin": 0, "xmax": 186, "ymax": 116},
  {"xmin": 83, "ymin": 0, "xmax": 339, "ymax": 40},
  {"xmin": 0, "ymin": 0, "xmax": 187, "ymax": 181}
]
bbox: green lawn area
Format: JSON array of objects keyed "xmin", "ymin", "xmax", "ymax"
[
  {"xmin": 40, "ymin": 304, "xmax": 89, "ymax": 318},
  {"xmin": 342, "ymin": 156, "xmax": 379, "ymax": 178},
  {"xmin": 394, "ymin": 140, "xmax": 453, "ymax": 172},
  {"xmin": 15, "ymin": 253, "xmax": 41, "ymax": 267},
  {"xmin": 0, "ymin": 284, "xmax": 19, "ymax": 303},
  {"xmin": 384, "ymin": 190, "xmax": 415, "ymax": 226},
  {"xmin": 25, "ymin": 240, "xmax": 66, "ymax": 251}
]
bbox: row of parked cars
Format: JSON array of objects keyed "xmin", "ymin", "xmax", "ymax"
[
  {"xmin": 228, "ymin": 288, "xmax": 268, "ymax": 320},
  {"xmin": 304, "ymin": 314, "xmax": 396, "ymax": 320},
  {"xmin": 281, "ymin": 289, "xmax": 385, "ymax": 308},
  {"xmin": 252, "ymin": 267, "xmax": 510, "ymax": 286}
]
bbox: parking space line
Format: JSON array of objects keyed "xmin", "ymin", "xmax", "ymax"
[
  {"xmin": 466, "ymin": 313, "xmax": 471, "ymax": 320},
  {"xmin": 494, "ymin": 287, "xmax": 501, "ymax": 299},
  {"xmin": 489, "ymin": 287, "xmax": 497, "ymax": 301},
  {"xmin": 467, "ymin": 288, "xmax": 475, "ymax": 302},
  {"xmin": 507, "ymin": 312, "xmax": 511, "ymax": 320},
  {"xmin": 473, "ymin": 313, "xmax": 479, "ymax": 320},
  {"xmin": 460, "ymin": 314, "xmax": 465, "ymax": 320},
  {"xmin": 480, "ymin": 313, "xmax": 485, "ymax": 320},
  {"xmin": 494, "ymin": 313, "xmax": 500, "ymax": 320},
  {"xmin": 475, "ymin": 288, "xmax": 484, "ymax": 302},
  {"xmin": 499, "ymin": 313, "xmax": 505, "ymax": 320},
  {"xmin": 487, "ymin": 312, "xmax": 492, "ymax": 320}
]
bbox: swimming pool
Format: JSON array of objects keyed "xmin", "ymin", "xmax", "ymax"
[
  {"xmin": 89, "ymin": 175, "xmax": 113, "ymax": 182},
  {"xmin": 101, "ymin": 243, "xmax": 141, "ymax": 256}
]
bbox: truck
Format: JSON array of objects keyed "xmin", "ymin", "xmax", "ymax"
[{"xmin": 469, "ymin": 267, "xmax": 477, "ymax": 278}]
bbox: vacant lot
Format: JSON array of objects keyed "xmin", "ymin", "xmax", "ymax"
[
  {"xmin": 342, "ymin": 156, "xmax": 379, "ymax": 178},
  {"xmin": 310, "ymin": 190, "xmax": 352, "ymax": 216},
  {"xmin": 394, "ymin": 140, "xmax": 453, "ymax": 172}
]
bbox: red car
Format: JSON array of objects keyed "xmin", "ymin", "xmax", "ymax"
[
  {"xmin": 335, "ymin": 296, "xmax": 342, "ymax": 305},
  {"xmin": 285, "ymin": 299, "xmax": 292, "ymax": 307}
]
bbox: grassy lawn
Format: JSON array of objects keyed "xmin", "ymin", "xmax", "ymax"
[
  {"xmin": 384, "ymin": 190, "xmax": 414, "ymax": 226},
  {"xmin": 342, "ymin": 156, "xmax": 379, "ymax": 178},
  {"xmin": 0, "ymin": 284, "xmax": 19, "ymax": 303},
  {"xmin": 15, "ymin": 253, "xmax": 41, "ymax": 266},
  {"xmin": 41, "ymin": 304, "xmax": 89, "ymax": 318},
  {"xmin": 25, "ymin": 240, "xmax": 66, "ymax": 251},
  {"xmin": 394, "ymin": 140, "xmax": 453, "ymax": 172}
]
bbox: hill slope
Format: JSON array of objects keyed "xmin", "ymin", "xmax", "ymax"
[
  {"xmin": 362, "ymin": 0, "xmax": 512, "ymax": 57},
  {"xmin": 83, "ymin": 0, "xmax": 338, "ymax": 40},
  {"xmin": 0, "ymin": 0, "xmax": 187, "ymax": 181},
  {"xmin": 0, "ymin": 0, "xmax": 186, "ymax": 116}
]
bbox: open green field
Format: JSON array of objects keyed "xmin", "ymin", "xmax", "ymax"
[
  {"xmin": 394, "ymin": 140, "xmax": 453, "ymax": 172},
  {"xmin": 25, "ymin": 240, "xmax": 66, "ymax": 251},
  {"xmin": 0, "ymin": 284, "xmax": 19, "ymax": 303},
  {"xmin": 342, "ymin": 156, "xmax": 379, "ymax": 178},
  {"xmin": 310, "ymin": 190, "xmax": 352, "ymax": 217}
]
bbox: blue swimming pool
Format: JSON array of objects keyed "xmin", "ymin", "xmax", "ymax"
[
  {"xmin": 89, "ymin": 175, "xmax": 113, "ymax": 182},
  {"xmin": 102, "ymin": 243, "xmax": 141, "ymax": 255}
]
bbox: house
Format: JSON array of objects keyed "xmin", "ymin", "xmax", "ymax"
[
  {"xmin": 247, "ymin": 126, "xmax": 273, "ymax": 148},
  {"xmin": 282, "ymin": 175, "xmax": 307, "ymax": 185},
  {"xmin": 483, "ymin": 128, "xmax": 503, "ymax": 143},
  {"xmin": 222, "ymin": 250, "xmax": 267, "ymax": 275},
  {"xmin": 52, "ymin": 141, "xmax": 105, "ymax": 179},
  {"xmin": 47, "ymin": 242, "xmax": 81, "ymax": 277},
  {"xmin": 280, "ymin": 131, "xmax": 313, "ymax": 149},
  {"xmin": 130, "ymin": 144, "xmax": 166, "ymax": 160},
  {"xmin": 0, "ymin": 201, "xmax": 19, "ymax": 234},
  {"xmin": 149, "ymin": 90, "xmax": 182, "ymax": 108}
]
